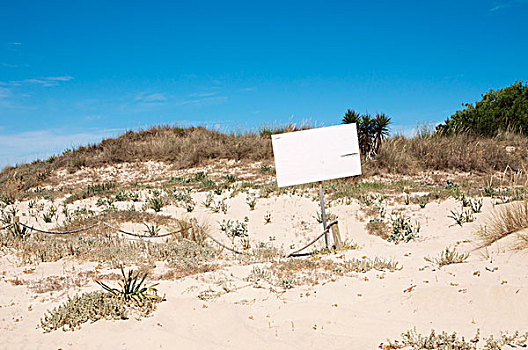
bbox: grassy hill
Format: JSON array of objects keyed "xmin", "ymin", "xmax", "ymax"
[{"xmin": 1, "ymin": 125, "xmax": 528, "ymax": 194}]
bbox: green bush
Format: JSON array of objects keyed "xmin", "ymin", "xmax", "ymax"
[{"xmin": 437, "ymin": 81, "xmax": 528, "ymax": 136}]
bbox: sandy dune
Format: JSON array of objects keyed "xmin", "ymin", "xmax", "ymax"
[{"xmin": 1, "ymin": 164, "xmax": 527, "ymax": 349}]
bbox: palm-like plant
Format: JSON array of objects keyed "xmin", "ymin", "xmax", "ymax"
[
  {"xmin": 373, "ymin": 113, "xmax": 391, "ymax": 153},
  {"xmin": 96, "ymin": 266, "xmax": 160, "ymax": 305},
  {"xmin": 342, "ymin": 109, "xmax": 361, "ymax": 124},
  {"xmin": 342, "ymin": 109, "xmax": 391, "ymax": 159}
]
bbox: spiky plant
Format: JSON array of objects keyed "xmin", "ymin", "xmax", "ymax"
[
  {"xmin": 9, "ymin": 222, "xmax": 30, "ymax": 239},
  {"xmin": 96, "ymin": 266, "xmax": 160, "ymax": 305},
  {"xmin": 342, "ymin": 109, "xmax": 391, "ymax": 158},
  {"xmin": 342, "ymin": 109, "xmax": 361, "ymax": 124},
  {"xmin": 373, "ymin": 112, "xmax": 391, "ymax": 153},
  {"xmin": 143, "ymin": 223, "xmax": 160, "ymax": 236}
]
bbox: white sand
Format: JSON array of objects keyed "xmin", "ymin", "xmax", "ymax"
[{"xmin": 1, "ymin": 164, "xmax": 527, "ymax": 349}]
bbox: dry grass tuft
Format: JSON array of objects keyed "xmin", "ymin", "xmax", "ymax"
[
  {"xmin": 424, "ymin": 247, "xmax": 469, "ymax": 267},
  {"xmin": 380, "ymin": 328, "xmax": 528, "ymax": 349},
  {"xmin": 477, "ymin": 200, "xmax": 528, "ymax": 247},
  {"xmin": 246, "ymin": 257, "xmax": 400, "ymax": 289},
  {"xmin": 371, "ymin": 132, "xmax": 528, "ymax": 175}
]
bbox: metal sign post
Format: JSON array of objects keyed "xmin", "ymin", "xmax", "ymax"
[{"xmin": 271, "ymin": 123, "xmax": 362, "ymax": 250}]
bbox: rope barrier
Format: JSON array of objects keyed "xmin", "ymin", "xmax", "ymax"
[
  {"xmin": 195, "ymin": 223, "xmax": 244, "ymax": 254},
  {"xmin": 286, "ymin": 220, "xmax": 338, "ymax": 257},
  {"xmin": 102, "ymin": 222, "xmax": 182, "ymax": 238},
  {"xmin": 7, "ymin": 218, "xmax": 340, "ymax": 258},
  {"xmin": 19, "ymin": 222, "xmax": 99, "ymax": 235}
]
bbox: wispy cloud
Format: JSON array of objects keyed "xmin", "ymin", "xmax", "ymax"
[
  {"xmin": 187, "ymin": 91, "xmax": 219, "ymax": 98},
  {"xmin": 0, "ymin": 62, "xmax": 23, "ymax": 68},
  {"xmin": 135, "ymin": 92, "xmax": 167, "ymax": 103},
  {"xmin": 490, "ymin": 0, "xmax": 528, "ymax": 11},
  {"xmin": 0, "ymin": 127, "xmax": 123, "ymax": 169},
  {"xmin": 0, "ymin": 87, "xmax": 11, "ymax": 99},
  {"xmin": 174, "ymin": 95, "xmax": 227, "ymax": 107},
  {"xmin": 9, "ymin": 75, "xmax": 74, "ymax": 87},
  {"xmin": 84, "ymin": 114, "xmax": 102, "ymax": 121}
]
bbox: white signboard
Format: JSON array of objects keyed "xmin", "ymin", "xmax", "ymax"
[{"xmin": 271, "ymin": 124, "xmax": 362, "ymax": 187}]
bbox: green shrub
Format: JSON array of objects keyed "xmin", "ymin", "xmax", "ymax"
[
  {"xmin": 437, "ymin": 81, "xmax": 528, "ymax": 136},
  {"xmin": 40, "ymin": 291, "xmax": 128, "ymax": 332}
]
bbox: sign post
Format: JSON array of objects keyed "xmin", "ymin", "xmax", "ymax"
[{"xmin": 271, "ymin": 123, "xmax": 362, "ymax": 249}]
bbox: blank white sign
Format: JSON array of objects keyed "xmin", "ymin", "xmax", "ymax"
[{"xmin": 271, "ymin": 124, "xmax": 362, "ymax": 187}]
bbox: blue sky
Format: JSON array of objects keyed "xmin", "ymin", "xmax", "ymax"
[{"xmin": 1, "ymin": 0, "xmax": 527, "ymax": 168}]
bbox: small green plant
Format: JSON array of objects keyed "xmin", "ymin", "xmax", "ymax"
[
  {"xmin": 42, "ymin": 205, "xmax": 57, "ymax": 223},
  {"xmin": 470, "ymin": 198, "xmax": 483, "ymax": 213},
  {"xmin": 483, "ymin": 180, "xmax": 495, "ymax": 197},
  {"xmin": 0, "ymin": 193, "xmax": 15, "ymax": 205},
  {"xmin": 444, "ymin": 179, "xmax": 459, "ymax": 190},
  {"xmin": 281, "ymin": 279, "xmax": 293, "ymax": 289},
  {"xmin": 425, "ymin": 247, "xmax": 469, "ymax": 267},
  {"xmin": 246, "ymin": 194, "xmax": 257, "ymax": 210},
  {"xmin": 223, "ymin": 174, "xmax": 237, "ymax": 183},
  {"xmin": 460, "ymin": 194, "xmax": 471, "ymax": 208},
  {"xmin": 388, "ymin": 215, "xmax": 419, "ymax": 243},
  {"xmin": 211, "ymin": 199, "xmax": 228, "ymax": 214},
  {"xmin": 148, "ymin": 196, "xmax": 165, "ymax": 212},
  {"xmin": 259, "ymin": 165, "xmax": 272, "ymax": 174},
  {"xmin": 8, "ymin": 222, "xmax": 30, "ymax": 239},
  {"xmin": 313, "ymin": 210, "xmax": 338, "ymax": 224},
  {"xmin": 114, "ymin": 191, "xmax": 128, "ymax": 201},
  {"xmin": 202, "ymin": 192, "xmax": 214, "ymax": 208},
  {"xmin": 220, "ymin": 217, "xmax": 249, "ymax": 248},
  {"xmin": 264, "ymin": 211, "xmax": 272, "ymax": 224},
  {"xmin": 143, "ymin": 223, "xmax": 160, "ymax": 237},
  {"xmin": 449, "ymin": 208, "xmax": 474, "ymax": 226},
  {"xmin": 213, "ymin": 185, "xmax": 224, "ymax": 195},
  {"xmin": 194, "ymin": 171, "xmax": 207, "ymax": 182},
  {"xmin": 186, "ymin": 202, "xmax": 195, "ymax": 212}
]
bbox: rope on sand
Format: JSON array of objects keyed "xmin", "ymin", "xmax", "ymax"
[
  {"xmin": 102, "ymin": 222, "xmax": 181, "ymax": 238},
  {"xmin": 286, "ymin": 220, "xmax": 338, "ymax": 257},
  {"xmin": 195, "ymin": 223, "xmax": 244, "ymax": 254},
  {"xmin": 19, "ymin": 222, "xmax": 99, "ymax": 235}
]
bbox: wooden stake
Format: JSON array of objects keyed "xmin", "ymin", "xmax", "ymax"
[
  {"xmin": 331, "ymin": 224, "xmax": 343, "ymax": 249},
  {"xmin": 319, "ymin": 181, "xmax": 329, "ymax": 249}
]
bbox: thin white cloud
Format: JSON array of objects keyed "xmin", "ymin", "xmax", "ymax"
[
  {"xmin": 135, "ymin": 92, "xmax": 167, "ymax": 103},
  {"xmin": 490, "ymin": 0, "xmax": 528, "ymax": 11},
  {"xmin": 0, "ymin": 62, "xmax": 19, "ymax": 68},
  {"xmin": 174, "ymin": 95, "xmax": 227, "ymax": 107},
  {"xmin": 10, "ymin": 75, "xmax": 74, "ymax": 87},
  {"xmin": 0, "ymin": 87, "xmax": 11, "ymax": 99},
  {"xmin": 84, "ymin": 114, "xmax": 102, "ymax": 121},
  {"xmin": 46, "ymin": 76, "xmax": 74, "ymax": 82},
  {"xmin": 0, "ymin": 128, "xmax": 123, "ymax": 169},
  {"xmin": 187, "ymin": 91, "xmax": 219, "ymax": 98}
]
